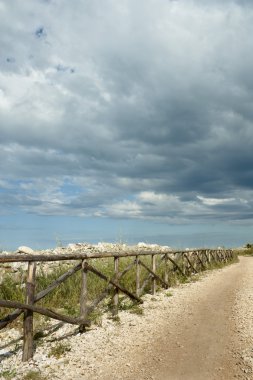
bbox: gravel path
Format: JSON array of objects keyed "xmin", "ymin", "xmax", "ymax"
[{"xmin": 1, "ymin": 256, "xmax": 253, "ymax": 379}]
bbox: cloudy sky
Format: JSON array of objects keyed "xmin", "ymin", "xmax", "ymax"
[{"xmin": 1, "ymin": 0, "xmax": 253, "ymax": 250}]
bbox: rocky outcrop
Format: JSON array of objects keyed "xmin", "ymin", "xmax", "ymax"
[{"xmin": 17, "ymin": 246, "xmax": 34, "ymax": 254}]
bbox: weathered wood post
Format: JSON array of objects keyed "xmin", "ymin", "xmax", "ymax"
[
  {"xmin": 193, "ymin": 252, "xmax": 198, "ymax": 272},
  {"xmin": 113, "ymin": 256, "xmax": 119, "ymax": 316},
  {"xmin": 225, "ymin": 250, "xmax": 229, "ymax": 261},
  {"xmin": 184, "ymin": 253, "xmax": 197, "ymax": 275},
  {"xmin": 215, "ymin": 250, "xmax": 220, "ymax": 262},
  {"xmin": 202, "ymin": 250, "xmax": 207, "ymax": 267},
  {"xmin": 22, "ymin": 261, "xmax": 36, "ymax": 362},
  {"xmin": 164, "ymin": 253, "xmax": 169, "ymax": 285},
  {"xmin": 79, "ymin": 260, "xmax": 88, "ymax": 333},
  {"xmin": 136, "ymin": 255, "xmax": 140, "ymax": 297},
  {"xmin": 181, "ymin": 252, "xmax": 186, "ymax": 275},
  {"xmin": 151, "ymin": 254, "xmax": 156, "ymax": 295}
]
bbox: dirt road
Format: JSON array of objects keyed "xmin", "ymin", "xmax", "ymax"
[
  {"xmin": 1, "ymin": 256, "xmax": 253, "ymax": 380},
  {"xmin": 100, "ymin": 256, "xmax": 253, "ymax": 380}
]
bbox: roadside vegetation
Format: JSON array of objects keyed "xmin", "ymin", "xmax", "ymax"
[
  {"xmin": 0, "ymin": 252, "xmax": 238, "ymax": 330},
  {"xmin": 238, "ymin": 244, "xmax": 253, "ymax": 256}
]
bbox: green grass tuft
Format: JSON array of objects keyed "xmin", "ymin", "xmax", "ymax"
[
  {"xmin": 48, "ymin": 342, "xmax": 71, "ymax": 359},
  {"xmin": 0, "ymin": 369, "xmax": 17, "ymax": 379},
  {"xmin": 22, "ymin": 371, "xmax": 47, "ymax": 380}
]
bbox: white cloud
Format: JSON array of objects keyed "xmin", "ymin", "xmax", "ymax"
[
  {"xmin": 106, "ymin": 200, "xmax": 142, "ymax": 218},
  {"xmin": 138, "ymin": 191, "xmax": 179, "ymax": 204},
  {"xmin": 0, "ymin": 88, "xmax": 10, "ymax": 110},
  {"xmin": 197, "ymin": 196, "xmax": 235, "ymax": 206}
]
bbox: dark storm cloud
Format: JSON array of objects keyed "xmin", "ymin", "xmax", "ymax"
[{"xmin": 1, "ymin": 0, "xmax": 253, "ymax": 222}]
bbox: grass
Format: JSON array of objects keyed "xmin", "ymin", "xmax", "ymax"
[
  {"xmin": 0, "ymin": 251, "xmax": 237, "ymax": 328},
  {"xmin": 129, "ymin": 304, "xmax": 143, "ymax": 315},
  {"xmin": 88, "ymin": 309, "xmax": 103, "ymax": 326},
  {"xmin": 22, "ymin": 371, "xmax": 47, "ymax": 380},
  {"xmin": 0, "ymin": 273, "xmax": 24, "ymax": 303},
  {"xmin": 48, "ymin": 342, "xmax": 71, "ymax": 359},
  {"xmin": 0, "ymin": 370, "xmax": 46, "ymax": 380},
  {"xmin": 117, "ymin": 297, "xmax": 144, "ymax": 315},
  {"xmin": 0, "ymin": 369, "xmax": 17, "ymax": 379},
  {"xmin": 239, "ymin": 247, "xmax": 253, "ymax": 256}
]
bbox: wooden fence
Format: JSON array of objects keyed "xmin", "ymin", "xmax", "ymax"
[{"xmin": 0, "ymin": 248, "xmax": 236, "ymax": 361}]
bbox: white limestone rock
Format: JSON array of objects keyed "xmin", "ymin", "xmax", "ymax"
[{"xmin": 17, "ymin": 246, "xmax": 34, "ymax": 254}]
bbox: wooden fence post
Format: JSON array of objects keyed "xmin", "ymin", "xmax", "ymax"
[
  {"xmin": 113, "ymin": 257, "xmax": 119, "ymax": 316},
  {"xmin": 151, "ymin": 255, "xmax": 156, "ymax": 295},
  {"xmin": 164, "ymin": 254, "xmax": 169, "ymax": 284},
  {"xmin": 136, "ymin": 256, "xmax": 140, "ymax": 297},
  {"xmin": 181, "ymin": 253, "xmax": 186, "ymax": 275},
  {"xmin": 22, "ymin": 261, "xmax": 36, "ymax": 362},
  {"xmin": 202, "ymin": 250, "xmax": 209, "ymax": 267},
  {"xmin": 79, "ymin": 260, "xmax": 88, "ymax": 333}
]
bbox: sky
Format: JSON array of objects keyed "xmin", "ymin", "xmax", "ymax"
[{"xmin": 1, "ymin": 0, "xmax": 253, "ymax": 251}]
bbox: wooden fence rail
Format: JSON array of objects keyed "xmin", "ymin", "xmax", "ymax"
[{"xmin": 0, "ymin": 248, "xmax": 236, "ymax": 361}]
